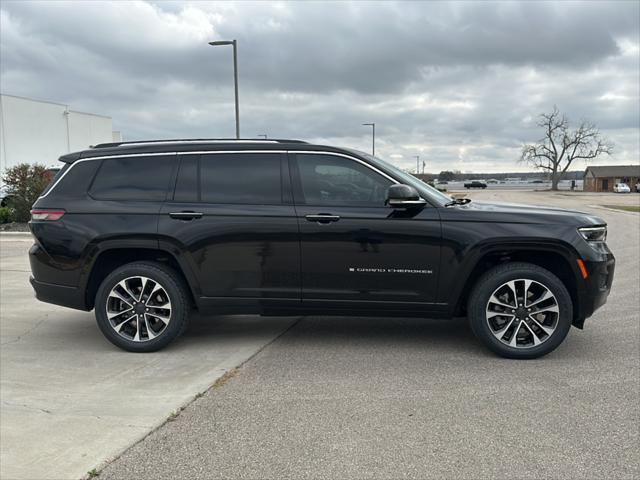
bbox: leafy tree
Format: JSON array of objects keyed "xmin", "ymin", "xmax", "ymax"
[
  {"xmin": 438, "ymin": 170, "xmax": 456, "ymax": 182},
  {"xmin": 521, "ymin": 106, "xmax": 613, "ymax": 190},
  {"xmin": 1, "ymin": 164, "xmax": 55, "ymax": 222},
  {"xmin": 0, "ymin": 207, "xmax": 12, "ymax": 224}
]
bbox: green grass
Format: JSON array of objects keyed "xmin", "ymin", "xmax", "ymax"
[{"xmin": 603, "ymin": 205, "xmax": 640, "ymax": 213}]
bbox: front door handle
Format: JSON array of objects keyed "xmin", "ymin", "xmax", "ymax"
[
  {"xmin": 305, "ymin": 214, "xmax": 340, "ymax": 224},
  {"xmin": 169, "ymin": 211, "xmax": 203, "ymax": 220}
]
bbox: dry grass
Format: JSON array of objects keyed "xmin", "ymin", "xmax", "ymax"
[
  {"xmin": 212, "ymin": 368, "xmax": 240, "ymax": 389},
  {"xmin": 602, "ymin": 205, "xmax": 640, "ymax": 213}
]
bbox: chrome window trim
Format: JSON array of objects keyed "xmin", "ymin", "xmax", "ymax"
[
  {"xmin": 39, "ymin": 152, "xmax": 176, "ymax": 199},
  {"xmin": 39, "ymin": 149, "xmax": 397, "ymax": 199},
  {"xmin": 38, "ymin": 150, "xmax": 287, "ymax": 199}
]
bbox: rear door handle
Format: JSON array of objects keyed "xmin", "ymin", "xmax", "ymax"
[
  {"xmin": 305, "ymin": 214, "xmax": 340, "ymax": 224},
  {"xmin": 169, "ymin": 211, "xmax": 203, "ymax": 220}
]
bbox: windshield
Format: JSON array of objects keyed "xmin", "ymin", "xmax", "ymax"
[{"xmin": 350, "ymin": 150, "xmax": 453, "ymax": 206}]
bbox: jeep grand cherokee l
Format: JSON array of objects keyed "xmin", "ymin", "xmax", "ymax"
[{"xmin": 29, "ymin": 139, "xmax": 615, "ymax": 358}]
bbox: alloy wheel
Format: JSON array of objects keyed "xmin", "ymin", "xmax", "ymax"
[
  {"xmin": 485, "ymin": 278, "xmax": 559, "ymax": 348},
  {"xmin": 106, "ymin": 276, "xmax": 172, "ymax": 342}
]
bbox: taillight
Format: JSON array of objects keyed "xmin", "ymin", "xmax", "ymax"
[{"xmin": 30, "ymin": 209, "xmax": 65, "ymax": 221}]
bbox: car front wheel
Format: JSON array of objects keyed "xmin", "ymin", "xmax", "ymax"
[
  {"xmin": 95, "ymin": 262, "xmax": 189, "ymax": 352},
  {"xmin": 468, "ymin": 262, "xmax": 573, "ymax": 359}
]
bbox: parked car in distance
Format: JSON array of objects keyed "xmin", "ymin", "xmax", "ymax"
[
  {"xmin": 636, "ymin": 182, "xmax": 640, "ymax": 193},
  {"xmin": 464, "ymin": 180, "xmax": 487, "ymax": 189},
  {"xmin": 29, "ymin": 139, "xmax": 615, "ymax": 359},
  {"xmin": 437, "ymin": 180, "xmax": 448, "ymax": 185},
  {"xmin": 613, "ymin": 183, "xmax": 630, "ymax": 193},
  {"xmin": 0, "ymin": 184, "xmax": 12, "ymax": 207}
]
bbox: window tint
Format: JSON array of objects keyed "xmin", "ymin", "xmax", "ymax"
[
  {"xmin": 46, "ymin": 161, "xmax": 101, "ymax": 197},
  {"xmin": 40, "ymin": 165, "xmax": 69, "ymax": 197},
  {"xmin": 295, "ymin": 154, "xmax": 391, "ymax": 206},
  {"xmin": 174, "ymin": 156, "xmax": 198, "ymax": 202},
  {"xmin": 200, "ymin": 153, "xmax": 282, "ymax": 204},
  {"xmin": 91, "ymin": 156, "xmax": 174, "ymax": 201}
]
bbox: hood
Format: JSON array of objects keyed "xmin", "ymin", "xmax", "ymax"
[{"xmin": 455, "ymin": 201, "xmax": 605, "ymax": 227}]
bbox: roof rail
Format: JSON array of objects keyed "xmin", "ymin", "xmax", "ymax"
[{"xmin": 92, "ymin": 138, "xmax": 308, "ymax": 148}]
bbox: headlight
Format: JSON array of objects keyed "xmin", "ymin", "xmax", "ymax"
[{"xmin": 578, "ymin": 226, "xmax": 607, "ymax": 242}]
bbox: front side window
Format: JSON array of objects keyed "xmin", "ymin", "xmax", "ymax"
[
  {"xmin": 199, "ymin": 153, "xmax": 282, "ymax": 204},
  {"xmin": 295, "ymin": 154, "xmax": 392, "ymax": 206},
  {"xmin": 90, "ymin": 155, "xmax": 174, "ymax": 201}
]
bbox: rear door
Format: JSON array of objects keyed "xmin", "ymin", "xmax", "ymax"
[
  {"xmin": 158, "ymin": 151, "xmax": 300, "ymax": 307},
  {"xmin": 290, "ymin": 151, "xmax": 441, "ymax": 309}
]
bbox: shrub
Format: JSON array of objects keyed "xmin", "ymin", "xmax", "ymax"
[
  {"xmin": 0, "ymin": 207, "xmax": 13, "ymax": 224},
  {"xmin": 1, "ymin": 164, "xmax": 55, "ymax": 223}
]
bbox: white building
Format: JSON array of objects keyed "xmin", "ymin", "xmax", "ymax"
[{"xmin": 0, "ymin": 94, "xmax": 121, "ymax": 172}]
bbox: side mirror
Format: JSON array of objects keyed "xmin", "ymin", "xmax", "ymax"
[{"xmin": 386, "ymin": 184, "xmax": 427, "ymax": 209}]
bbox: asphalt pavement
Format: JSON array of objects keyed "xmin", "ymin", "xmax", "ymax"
[{"xmin": 99, "ymin": 191, "xmax": 640, "ymax": 480}]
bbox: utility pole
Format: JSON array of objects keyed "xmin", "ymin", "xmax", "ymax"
[
  {"xmin": 362, "ymin": 123, "xmax": 375, "ymax": 156},
  {"xmin": 208, "ymin": 39, "xmax": 240, "ymax": 139},
  {"xmin": 415, "ymin": 155, "xmax": 420, "ymax": 175}
]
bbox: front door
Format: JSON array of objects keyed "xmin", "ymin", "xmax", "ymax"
[
  {"xmin": 290, "ymin": 152, "xmax": 441, "ymax": 310},
  {"xmin": 602, "ymin": 179, "xmax": 609, "ymax": 191}
]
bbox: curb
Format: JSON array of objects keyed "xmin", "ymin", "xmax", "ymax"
[{"xmin": 0, "ymin": 232, "xmax": 32, "ymax": 237}]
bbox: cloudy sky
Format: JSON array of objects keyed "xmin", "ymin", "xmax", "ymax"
[{"xmin": 1, "ymin": 0, "xmax": 638, "ymax": 173}]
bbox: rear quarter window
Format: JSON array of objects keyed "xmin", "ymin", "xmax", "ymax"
[
  {"xmin": 90, "ymin": 155, "xmax": 175, "ymax": 201},
  {"xmin": 39, "ymin": 164, "xmax": 69, "ymax": 197}
]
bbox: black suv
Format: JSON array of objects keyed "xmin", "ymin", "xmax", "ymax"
[{"xmin": 29, "ymin": 139, "xmax": 615, "ymax": 358}]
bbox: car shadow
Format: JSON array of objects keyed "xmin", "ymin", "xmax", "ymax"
[{"xmin": 180, "ymin": 313, "xmax": 490, "ymax": 357}]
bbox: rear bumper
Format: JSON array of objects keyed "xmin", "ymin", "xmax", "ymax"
[{"xmin": 29, "ymin": 276, "xmax": 89, "ymax": 311}]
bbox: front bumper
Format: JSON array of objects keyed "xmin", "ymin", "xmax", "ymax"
[{"xmin": 574, "ymin": 253, "xmax": 615, "ymax": 327}]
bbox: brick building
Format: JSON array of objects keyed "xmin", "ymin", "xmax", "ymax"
[{"xmin": 583, "ymin": 165, "xmax": 640, "ymax": 192}]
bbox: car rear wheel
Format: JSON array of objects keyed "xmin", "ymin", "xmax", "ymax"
[
  {"xmin": 95, "ymin": 262, "xmax": 189, "ymax": 352},
  {"xmin": 468, "ymin": 262, "xmax": 573, "ymax": 359}
]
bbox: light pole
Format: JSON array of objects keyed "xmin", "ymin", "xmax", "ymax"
[
  {"xmin": 208, "ymin": 40, "xmax": 240, "ymax": 139},
  {"xmin": 362, "ymin": 123, "xmax": 375, "ymax": 156},
  {"xmin": 415, "ymin": 155, "xmax": 420, "ymax": 175}
]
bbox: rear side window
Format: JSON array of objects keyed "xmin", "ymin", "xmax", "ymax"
[
  {"xmin": 199, "ymin": 153, "xmax": 282, "ymax": 204},
  {"xmin": 90, "ymin": 156, "xmax": 175, "ymax": 201}
]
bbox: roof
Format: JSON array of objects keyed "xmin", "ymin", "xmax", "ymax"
[
  {"xmin": 58, "ymin": 138, "xmax": 344, "ymax": 164},
  {"xmin": 584, "ymin": 165, "xmax": 640, "ymax": 178}
]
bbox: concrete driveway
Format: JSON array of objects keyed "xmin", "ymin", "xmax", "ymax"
[
  {"xmin": 98, "ymin": 190, "xmax": 639, "ymax": 480},
  {"xmin": 0, "ymin": 237, "xmax": 296, "ymax": 480}
]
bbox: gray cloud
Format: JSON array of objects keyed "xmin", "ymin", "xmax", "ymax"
[{"xmin": 1, "ymin": 0, "xmax": 638, "ymax": 172}]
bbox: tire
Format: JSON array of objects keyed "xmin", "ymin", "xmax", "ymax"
[
  {"xmin": 95, "ymin": 261, "xmax": 190, "ymax": 352},
  {"xmin": 467, "ymin": 262, "xmax": 573, "ymax": 359}
]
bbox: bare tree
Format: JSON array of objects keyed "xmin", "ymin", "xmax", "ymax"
[{"xmin": 521, "ymin": 106, "xmax": 613, "ymax": 190}]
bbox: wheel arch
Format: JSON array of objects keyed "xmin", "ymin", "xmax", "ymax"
[
  {"xmin": 450, "ymin": 242, "xmax": 583, "ymax": 326},
  {"xmin": 82, "ymin": 242, "xmax": 199, "ymax": 310}
]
